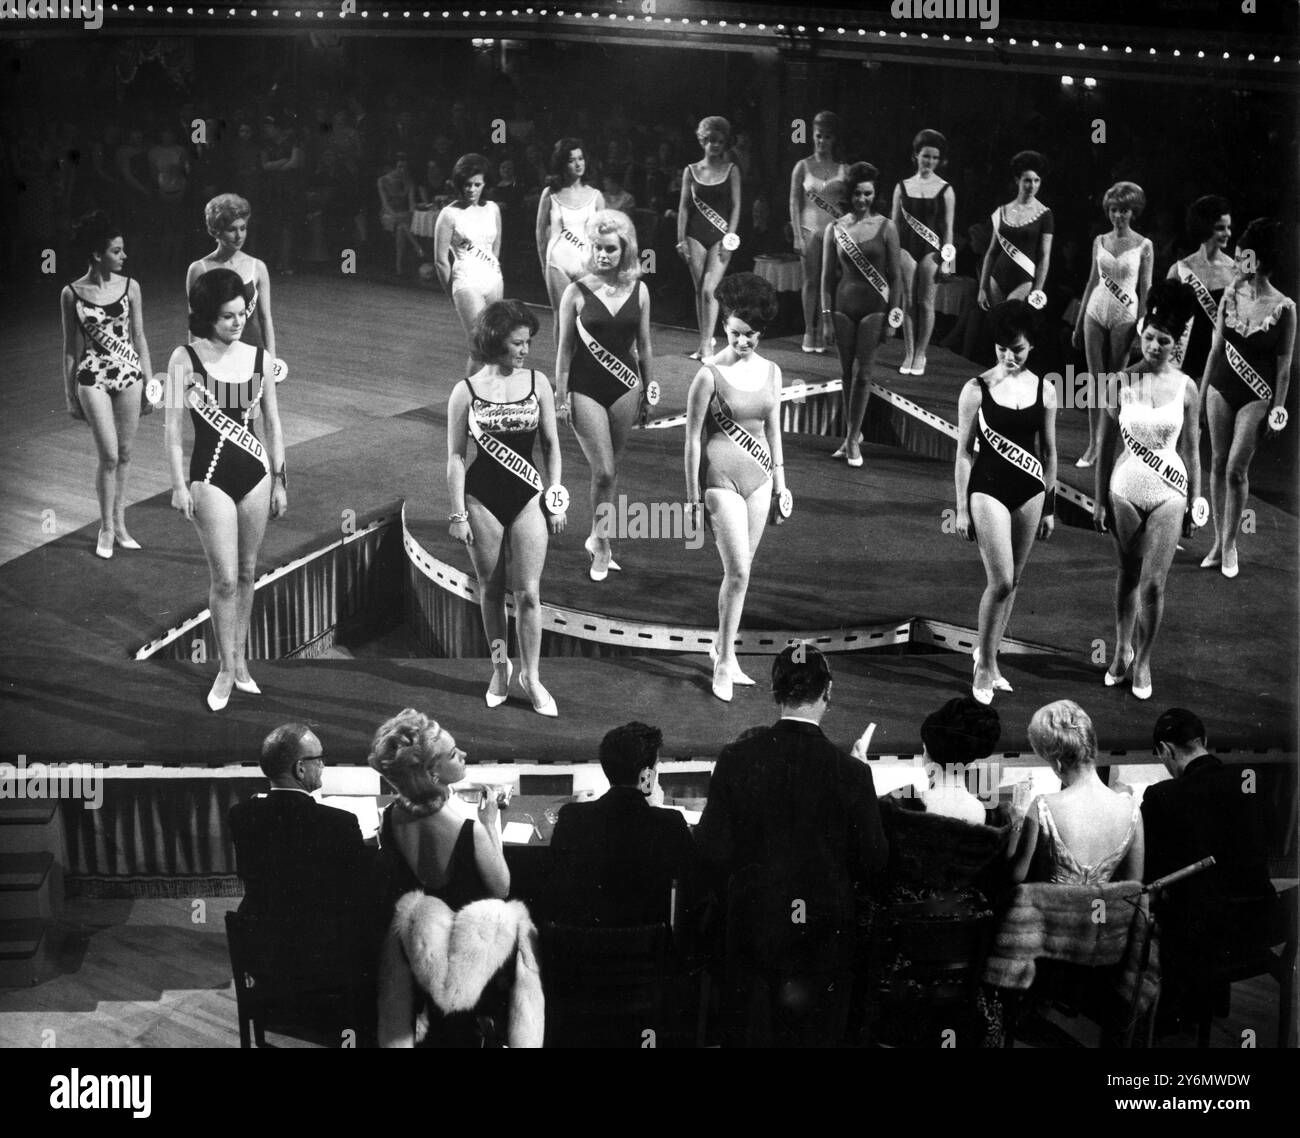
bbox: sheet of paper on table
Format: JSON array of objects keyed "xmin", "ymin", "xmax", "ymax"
[
  {"xmin": 501, "ymin": 821, "xmax": 536, "ymax": 844},
  {"xmin": 667, "ymin": 805, "xmax": 703, "ymax": 826}
]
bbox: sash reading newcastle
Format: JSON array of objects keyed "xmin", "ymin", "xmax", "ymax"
[
  {"xmin": 576, "ymin": 318, "xmax": 639, "ymax": 395},
  {"xmin": 79, "ymin": 313, "xmax": 142, "ymax": 377},
  {"xmin": 995, "ymin": 217, "xmax": 1037, "ymax": 280},
  {"xmin": 467, "ymin": 405, "xmax": 544, "ymax": 496},
  {"xmin": 710, "ymin": 398, "xmax": 772, "ymax": 479},
  {"xmin": 1225, "ymin": 341, "xmax": 1272, "ymax": 402},
  {"xmin": 1100, "ymin": 270, "xmax": 1135, "ymax": 313},
  {"xmin": 900, "ymin": 206, "xmax": 941, "ymax": 254},
  {"xmin": 1120, "ymin": 421, "xmax": 1189, "ymax": 497},
  {"xmin": 456, "ymin": 238, "xmax": 500, "ymax": 271},
  {"xmin": 806, "ymin": 186, "xmax": 843, "ymax": 220},
  {"xmin": 977, "ymin": 409, "xmax": 1045, "ymax": 485},
  {"xmin": 187, "ymin": 382, "xmax": 267, "ymax": 468},
  {"xmin": 691, "ymin": 186, "xmax": 730, "ymax": 240},
  {"xmin": 834, "ymin": 225, "xmax": 890, "ymax": 302}
]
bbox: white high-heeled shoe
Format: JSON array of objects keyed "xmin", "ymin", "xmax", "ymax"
[
  {"xmin": 584, "ymin": 535, "xmax": 622, "ymax": 582},
  {"xmin": 96, "ymin": 529, "xmax": 114, "ymax": 559},
  {"xmin": 972, "ymin": 647, "xmax": 1012, "ymax": 692},
  {"xmin": 485, "ymin": 660, "xmax": 513, "ymax": 708},
  {"xmin": 708, "ymin": 644, "xmax": 755, "ymax": 685},
  {"xmin": 520, "ymin": 674, "xmax": 558, "ymax": 717},
  {"xmin": 207, "ymin": 675, "xmax": 232, "ymax": 712}
]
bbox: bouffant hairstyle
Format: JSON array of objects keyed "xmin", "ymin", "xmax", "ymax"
[
  {"xmin": 715, "ymin": 272, "xmax": 778, "ymax": 334},
  {"xmin": 585, "ymin": 209, "xmax": 641, "ymax": 285},
  {"xmin": 1027, "ymin": 700, "xmax": 1098, "ymax": 774},
  {"xmin": 845, "ymin": 161, "xmax": 880, "ymax": 196},
  {"xmin": 204, "ymin": 193, "xmax": 252, "ymax": 238},
  {"xmin": 366, "ymin": 708, "xmax": 453, "ymax": 817},
  {"xmin": 471, "ymin": 298, "xmax": 539, "ymax": 364},
  {"xmin": 812, "ymin": 109, "xmax": 841, "ymax": 137},
  {"xmin": 1237, "ymin": 217, "xmax": 1281, "ymax": 276},
  {"xmin": 771, "ymin": 643, "xmax": 832, "ymax": 706},
  {"xmin": 1102, "ymin": 180, "xmax": 1146, "ymax": 220},
  {"xmin": 1186, "ymin": 194, "xmax": 1231, "ymax": 244},
  {"xmin": 1010, "ymin": 150, "xmax": 1046, "ymax": 179},
  {"xmin": 187, "ymin": 268, "xmax": 253, "ymax": 339},
  {"xmin": 1143, "ymin": 278, "xmax": 1196, "ymax": 337},
  {"xmin": 921, "ymin": 697, "xmax": 1002, "ymax": 766},
  {"xmin": 990, "ymin": 299, "xmax": 1037, "ymax": 347},
  {"xmin": 451, "ymin": 152, "xmax": 491, "ymax": 197},
  {"xmin": 73, "ymin": 210, "xmax": 121, "ymax": 265},
  {"xmin": 696, "ymin": 115, "xmax": 731, "ymax": 143},
  {"xmin": 912, "ymin": 128, "xmax": 947, "ymax": 160},
  {"xmin": 549, "ymin": 137, "xmax": 586, "ymax": 186},
  {"xmin": 598, "ymin": 721, "xmax": 663, "ymax": 787}
]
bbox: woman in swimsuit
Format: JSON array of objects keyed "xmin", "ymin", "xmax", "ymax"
[
  {"xmin": 788, "ymin": 110, "xmax": 848, "ymax": 355},
  {"xmin": 1011, "ymin": 700, "xmax": 1144, "ymax": 885},
  {"xmin": 1073, "ymin": 181, "xmax": 1154, "ymax": 467},
  {"xmin": 555, "ymin": 210, "xmax": 655, "ymax": 581},
  {"xmin": 820, "ymin": 162, "xmax": 903, "ymax": 468},
  {"xmin": 977, "ymin": 150, "xmax": 1054, "ymax": 310},
  {"xmin": 890, "ymin": 128, "xmax": 956, "ymax": 377},
  {"xmin": 684, "ymin": 274, "xmax": 789, "ymax": 703},
  {"xmin": 1094, "ymin": 280, "xmax": 1201, "ymax": 701},
  {"xmin": 1200, "ymin": 219, "xmax": 1295, "ymax": 579},
  {"xmin": 677, "ymin": 116, "xmax": 743, "ymax": 362},
  {"xmin": 954, "ymin": 300, "xmax": 1058, "ymax": 705},
  {"xmin": 446, "ymin": 300, "xmax": 566, "ymax": 717},
  {"xmin": 186, "ymin": 194, "xmax": 276, "ymax": 360},
  {"xmin": 535, "ymin": 138, "xmax": 604, "ymax": 346},
  {"xmin": 1167, "ymin": 195, "xmax": 1234, "ymax": 380},
  {"xmin": 434, "ymin": 153, "xmax": 504, "ymax": 372},
  {"xmin": 167, "ymin": 268, "xmax": 287, "ymax": 712},
  {"xmin": 60, "ymin": 210, "xmax": 154, "ymax": 560}
]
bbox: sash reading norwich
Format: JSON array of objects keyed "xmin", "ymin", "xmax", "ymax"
[
  {"xmin": 995, "ymin": 216, "xmax": 1037, "ymax": 280},
  {"xmin": 806, "ymin": 186, "xmax": 843, "ymax": 220},
  {"xmin": 900, "ymin": 206, "xmax": 941, "ymax": 254},
  {"xmin": 80, "ymin": 314, "xmax": 142, "ymax": 377},
  {"xmin": 1225, "ymin": 342, "xmax": 1272, "ymax": 402},
  {"xmin": 187, "ymin": 382, "xmax": 267, "ymax": 467},
  {"xmin": 467, "ymin": 406, "xmax": 544, "ymax": 495},
  {"xmin": 1120, "ymin": 421, "xmax": 1189, "ymax": 497},
  {"xmin": 710, "ymin": 398, "xmax": 773, "ymax": 478},
  {"xmin": 576, "ymin": 318, "xmax": 639, "ymax": 395},
  {"xmin": 1172, "ymin": 266, "xmax": 1219, "ymax": 366},
  {"xmin": 977, "ymin": 409, "xmax": 1044, "ymax": 485},
  {"xmin": 691, "ymin": 186, "xmax": 730, "ymax": 239},
  {"xmin": 834, "ymin": 226, "xmax": 890, "ymax": 302}
]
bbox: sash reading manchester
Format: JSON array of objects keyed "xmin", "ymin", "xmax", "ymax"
[
  {"xmin": 995, "ymin": 216, "xmax": 1037, "ymax": 280},
  {"xmin": 79, "ymin": 309, "xmax": 141, "ymax": 376},
  {"xmin": 576, "ymin": 318, "xmax": 639, "ymax": 395},
  {"xmin": 691, "ymin": 186, "xmax": 729, "ymax": 238},
  {"xmin": 1225, "ymin": 341, "xmax": 1272, "ymax": 402},
  {"xmin": 806, "ymin": 186, "xmax": 843, "ymax": 220},
  {"xmin": 900, "ymin": 206, "xmax": 941, "ymax": 253},
  {"xmin": 710, "ymin": 397, "xmax": 772, "ymax": 479},
  {"xmin": 187, "ymin": 381, "xmax": 267, "ymax": 468},
  {"xmin": 834, "ymin": 225, "xmax": 890, "ymax": 302},
  {"xmin": 1101, "ymin": 270, "xmax": 1135, "ymax": 313},
  {"xmin": 977, "ymin": 409, "xmax": 1044, "ymax": 486},
  {"xmin": 1120, "ymin": 421, "xmax": 1188, "ymax": 497},
  {"xmin": 467, "ymin": 405, "xmax": 544, "ymax": 496}
]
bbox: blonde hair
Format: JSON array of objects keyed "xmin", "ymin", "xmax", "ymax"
[
  {"xmin": 366, "ymin": 708, "xmax": 452, "ymax": 816},
  {"xmin": 1102, "ymin": 181, "xmax": 1146, "ymax": 220},
  {"xmin": 585, "ymin": 209, "xmax": 641, "ymax": 285},
  {"xmin": 696, "ymin": 115, "xmax": 731, "ymax": 144},
  {"xmin": 204, "ymin": 193, "xmax": 252, "ymax": 238},
  {"xmin": 1027, "ymin": 700, "xmax": 1098, "ymax": 773}
]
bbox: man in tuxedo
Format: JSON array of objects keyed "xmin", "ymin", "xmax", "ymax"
[
  {"xmin": 695, "ymin": 644, "xmax": 889, "ymax": 1047},
  {"xmin": 1142, "ymin": 708, "xmax": 1277, "ymax": 1032},
  {"xmin": 542, "ymin": 722, "xmax": 698, "ymax": 928}
]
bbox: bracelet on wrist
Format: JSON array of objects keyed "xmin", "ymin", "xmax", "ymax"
[
  {"xmin": 275, "ymin": 465, "xmax": 287, "ymax": 489},
  {"xmin": 1043, "ymin": 489, "xmax": 1056, "ymax": 518},
  {"xmin": 448, "ymin": 511, "xmax": 469, "ymax": 523}
]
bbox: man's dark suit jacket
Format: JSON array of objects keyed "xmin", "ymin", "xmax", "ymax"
[
  {"xmin": 541, "ymin": 785, "xmax": 699, "ymax": 927},
  {"xmin": 694, "ymin": 718, "xmax": 889, "ymax": 971}
]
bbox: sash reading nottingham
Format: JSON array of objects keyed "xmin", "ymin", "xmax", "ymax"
[
  {"xmin": 977, "ymin": 409, "xmax": 1044, "ymax": 485},
  {"xmin": 576, "ymin": 318, "xmax": 639, "ymax": 395},
  {"xmin": 1225, "ymin": 341, "xmax": 1272, "ymax": 402},
  {"xmin": 467, "ymin": 406, "xmax": 544, "ymax": 495},
  {"xmin": 710, "ymin": 396, "xmax": 772, "ymax": 479},
  {"xmin": 834, "ymin": 225, "xmax": 890, "ymax": 302},
  {"xmin": 1120, "ymin": 421, "xmax": 1189, "ymax": 497}
]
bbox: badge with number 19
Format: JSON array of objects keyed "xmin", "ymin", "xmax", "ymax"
[{"xmin": 1191, "ymin": 497, "xmax": 1210, "ymax": 527}]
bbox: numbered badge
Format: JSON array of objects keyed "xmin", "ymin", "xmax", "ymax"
[
  {"xmin": 887, "ymin": 307, "xmax": 904, "ymax": 329},
  {"xmin": 545, "ymin": 484, "xmax": 570, "ymax": 514},
  {"xmin": 645, "ymin": 379, "xmax": 661, "ymax": 406},
  {"xmin": 272, "ymin": 358, "xmax": 288, "ymax": 384},
  {"xmin": 1268, "ymin": 406, "xmax": 1288, "ymax": 432},
  {"xmin": 777, "ymin": 488, "xmax": 793, "ymax": 518},
  {"xmin": 1028, "ymin": 289, "xmax": 1047, "ymax": 310},
  {"xmin": 144, "ymin": 376, "xmax": 164, "ymax": 406},
  {"xmin": 1191, "ymin": 497, "xmax": 1210, "ymax": 527},
  {"xmin": 940, "ymin": 243, "xmax": 957, "ymax": 267},
  {"xmin": 721, "ymin": 233, "xmax": 741, "ymax": 252}
]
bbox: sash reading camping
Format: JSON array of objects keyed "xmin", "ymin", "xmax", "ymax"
[
  {"xmin": 186, "ymin": 379, "xmax": 268, "ymax": 469},
  {"xmin": 806, "ymin": 186, "xmax": 843, "ymax": 220},
  {"xmin": 1225, "ymin": 341, "xmax": 1272, "ymax": 402},
  {"xmin": 995, "ymin": 215, "xmax": 1037, "ymax": 280},
  {"xmin": 834, "ymin": 225, "xmax": 890, "ymax": 303},
  {"xmin": 77, "ymin": 307, "xmax": 142, "ymax": 377},
  {"xmin": 467, "ymin": 404, "xmax": 544, "ymax": 497},
  {"xmin": 977, "ymin": 409, "xmax": 1045, "ymax": 486},
  {"xmin": 1120, "ymin": 421, "xmax": 1189, "ymax": 497},
  {"xmin": 576, "ymin": 317, "xmax": 639, "ymax": 396},
  {"xmin": 709, "ymin": 395, "xmax": 773, "ymax": 480},
  {"xmin": 691, "ymin": 185, "xmax": 730, "ymax": 240},
  {"xmin": 900, "ymin": 205, "xmax": 941, "ymax": 254}
]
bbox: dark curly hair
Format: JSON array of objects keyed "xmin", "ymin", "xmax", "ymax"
[
  {"xmin": 1185, "ymin": 194, "xmax": 1231, "ymax": 245},
  {"xmin": 548, "ymin": 137, "xmax": 587, "ymax": 188},
  {"xmin": 187, "ymin": 268, "xmax": 253, "ymax": 339},
  {"xmin": 1144, "ymin": 278, "xmax": 1196, "ymax": 338},
  {"xmin": 990, "ymin": 299, "xmax": 1037, "ymax": 347},
  {"xmin": 715, "ymin": 272, "xmax": 778, "ymax": 334},
  {"xmin": 845, "ymin": 161, "xmax": 880, "ymax": 194},
  {"xmin": 1238, "ymin": 217, "xmax": 1282, "ymax": 276},
  {"xmin": 921, "ymin": 697, "xmax": 1001, "ymax": 766},
  {"xmin": 598, "ymin": 721, "xmax": 663, "ymax": 787},
  {"xmin": 451, "ymin": 152, "xmax": 491, "ymax": 197},
  {"xmin": 771, "ymin": 642, "xmax": 832, "ymax": 706},
  {"xmin": 471, "ymin": 298, "xmax": 539, "ymax": 363},
  {"xmin": 73, "ymin": 210, "xmax": 121, "ymax": 266},
  {"xmin": 1010, "ymin": 150, "xmax": 1046, "ymax": 179}
]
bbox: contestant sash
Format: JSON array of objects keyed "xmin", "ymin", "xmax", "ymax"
[
  {"xmin": 559, "ymin": 226, "xmax": 587, "ymax": 253},
  {"xmin": 977, "ymin": 409, "xmax": 1044, "ymax": 486},
  {"xmin": 691, "ymin": 186, "xmax": 730, "ymax": 239},
  {"xmin": 467, "ymin": 406, "xmax": 544, "ymax": 496},
  {"xmin": 456, "ymin": 238, "xmax": 500, "ymax": 272},
  {"xmin": 1181, "ymin": 266, "xmax": 1220, "ymax": 324},
  {"xmin": 1225, "ymin": 341, "xmax": 1272, "ymax": 402},
  {"xmin": 710, "ymin": 397, "xmax": 772, "ymax": 479},
  {"xmin": 995, "ymin": 217, "xmax": 1037, "ymax": 280},
  {"xmin": 834, "ymin": 225, "xmax": 890, "ymax": 302},
  {"xmin": 806, "ymin": 186, "xmax": 843, "ymax": 220},
  {"xmin": 1100, "ymin": 270, "xmax": 1135, "ymax": 313},
  {"xmin": 1120, "ymin": 421, "xmax": 1188, "ymax": 497},
  {"xmin": 187, "ymin": 380, "xmax": 267, "ymax": 468},
  {"xmin": 78, "ymin": 306, "xmax": 142, "ymax": 376},
  {"xmin": 900, "ymin": 206, "xmax": 941, "ymax": 253},
  {"xmin": 576, "ymin": 318, "xmax": 639, "ymax": 395}
]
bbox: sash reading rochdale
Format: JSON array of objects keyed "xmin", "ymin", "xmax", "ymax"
[
  {"xmin": 710, "ymin": 396, "xmax": 772, "ymax": 479},
  {"xmin": 187, "ymin": 379, "xmax": 267, "ymax": 469},
  {"xmin": 1120, "ymin": 421, "xmax": 1188, "ymax": 497},
  {"xmin": 78, "ymin": 307, "xmax": 142, "ymax": 376},
  {"xmin": 1100, "ymin": 270, "xmax": 1135, "ymax": 313},
  {"xmin": 806, "ymin": 186, "xmax": 843, "ymax": 220},
  {"xmin": 900, "ymin": 206, "xmax": 941, "ymax": 254},
  {"xmin": 467, "ymin": 404, "xmax": 544, "ymax": 496},
  {"xmin": 834, "ymin": 225, "xmax": 890, "ymax": 302},
  {"xmin": 1225, "ymin": 341, "xmax": 1272, "ymax": 402},
  {"xmin": 977, "ymin": 409, "xmax": 1044, "ymax": 486},
  {"xmin": 691, "ymin": 186, "xmax": 730, "ymax": 239},
  {"xmin": 576, "ymin": 318, "xmax": 639, "ymax": 395},
  {"xmin": 995, "ymin": 215, "xmax": 1037, "ymax": 280}
]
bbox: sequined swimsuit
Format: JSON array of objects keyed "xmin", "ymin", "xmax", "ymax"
[{"xmin": 464, "ymin": 371, "xmax": 543, "ymax": 527}]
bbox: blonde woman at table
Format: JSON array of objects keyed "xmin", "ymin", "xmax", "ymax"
[
  {"xmin": 684, "ymin": 274, "xmax": 788, "ymax": 703},
  {"xmin": 677, "ymin": 116, "xmax": 743, "ymax": 361},
  {"xmin": 186, "ymin": 193, "xmax": 276, "ymax": 359},
  {"xmin": 977, "ymin": 150, "xmax": 1054, "ymax": 310},
  {"xmin": 555, "ymin": 210, "xmax": 655, "ymax": 581},
  {"xmin": 891, "ymin": 128, "xmax": 956, "ymax": 377},
  {"xmin": 788, "ymin": 109, "xmax": 848, "ymax": 354},
  {"xmin": 434, "ymin": 153, "xmax": 503, "ymax": 372},
  {"xmin": 535, "ymin": 138, "xmax": 604, "ymax": 345},
  {"xmin": 820, "ymin": 162, "xmax": 902, "ymax": 467}
]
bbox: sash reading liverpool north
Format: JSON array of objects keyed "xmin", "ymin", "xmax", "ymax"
[
  {"xmin": 1225, "ymin": 342, "xmax": 1272, "ymax": 402},
  {"xmin": 1120, "ymin": 421, "xmax": 1189, "ymax": 497},
  {"xmin": 187, "ymin": 381, "xmax": 267, "ymax": 467},
  {"xmin": 576, "ymin": 318, "xmax": 639, "ymax": 394},
  {"xmin": 806, "ymin": 186, "xmax": 843, "ymax": 220},
  {"xmin": 834, "ymin": 225, "xmax": 890, "ymax": 302},
  {"xmin": 80, "ymin": 313, "xmax": 142, "ymax": 376},
  {"xmin": 977, "ymin": 409, "xmax": 1045, "ymax": 485},
  {"xmin": 691, "ymin": 186, "xmax": 730, "ymax": 238},
  {"xmin": 995, "ymin": 216, "xmax": 1037, "ymax": 280},
  {"xmin": 467, "ymin": 405, "xmax": 544, "ymax": 494},
  {"xmin": 710, "ymin": 395, "xmax": 772, "ymax": 478},
  {"xmin": 900, "ymin": 206, "xmax": 941, "ymax": 253}
]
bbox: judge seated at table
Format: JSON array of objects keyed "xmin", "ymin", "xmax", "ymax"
[{"xmin": 540, "ymin": 722, "xmax": 698, "ymax": 929}]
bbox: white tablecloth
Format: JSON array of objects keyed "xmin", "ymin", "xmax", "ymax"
[
  {"xmin": 410, "ymin": 207, "xmax": 438, "ymax": 238},
  {"xmin": 753, "ymin": 253, "xmax": 802, "ymax": 293}
]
